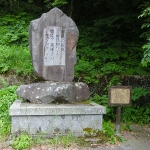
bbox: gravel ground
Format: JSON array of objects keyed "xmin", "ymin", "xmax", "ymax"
[
  {"xmin": 88, "ymin": 124, "xmax": 150, "ymax": 150},
  {"xmin": 0, "ymin": 125, "xmax": 150, "ymax": 150}
]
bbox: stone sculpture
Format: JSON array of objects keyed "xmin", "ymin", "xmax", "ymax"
[
  {"xmin": 29, "ymin": 7, "xmax": 78, "ymax": 81},
  {"xmin": 16, "ymin": 7, "xmax": 90, "ymax": 103}
]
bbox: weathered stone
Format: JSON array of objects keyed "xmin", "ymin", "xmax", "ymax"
[
  {"xmin": 10, "ymin": 100, "xmax": 106, "ymax": 136},
  {"xmin": 29, "ymin": 7, "xmax": 79, "ymax": 81},
  {"xmin": 16, "ymin": 82, "xmax": 90, "ymax": 103}
]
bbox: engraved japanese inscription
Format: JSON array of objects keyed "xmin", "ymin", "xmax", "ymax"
[
  {"xmin": 108, "ymin": 86, "xmax": 132, "ymax": 106},
  {"xmin": 43, "ymin": 26, "xmax": 66, "ymax": 66}
]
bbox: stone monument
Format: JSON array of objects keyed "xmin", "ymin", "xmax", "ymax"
[
  {"xmin": 16, "ymin": 7, "xmax": 89, "ymax": 104},
  {"xmin": 9, "ymin": 8, "xmax": 106, "ymax": 136}
]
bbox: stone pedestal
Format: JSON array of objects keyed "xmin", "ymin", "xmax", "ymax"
[{"xmin": 9, "ymin": 100, "xmax": 106, "ymax": 136}]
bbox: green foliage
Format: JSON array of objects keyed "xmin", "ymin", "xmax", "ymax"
[
  {"xmin": 75, "ymin": 23, "xmax": 147, "ymax": 84},
  {"xmin": 0, "ymin": 0, "xmax": 149, "ymax": 82},
  {"xmin": 141, "ymin": 44, "xmax": 150, "ymax": 66},
  {"xmin": 0, "ymin": 9, "xmax": 34, "ymax": 77},
  {"xmin": 101, "ymin": 62, "xmax": 122, "ymax": 74},
  {"xmin": 108, "ymin": 76, "xmax": 121, "ymax": 85},
  {"xmin": 52, "ymin": 0, "xmax": 67, "ymax": 7},
  {"xmin": 0, "ymin": 85, "xmax": 18, "ymax": 138},
  {"xmin": 0, "ymin": 45, "xmax": 33, "ymax": 76},
  {"xmin": 102, "ymin": 121, "xmax": 117, "ymax": 144},
  {"xmin": 122, "ymin": 105, "xmax": 150, "ymax": 124},
  {"xmin": 122, "ymin": 87, "xmax": 150, "ymax": 124},
  {"xmin": 90, "ymin": 94, "xmax": 108, "ymax": 106},
  {"xmin": 139, "ymin": 3, "xmax": 150, "ymax": 66},
  {"xmin": 74, "ymin": 58, "xmax": 100, "ymax": 84},
  {"xmin": 12, "ymin": 132, "xmax": 32, "ymax": 150},
  {"xmin": 103, "ymin": 76, "xmax": 122, "ymax": 99},
  {"xmin": 0, "ymin": 12, "xmax": 33, "ymax": 46},
  {"xmin": 132, "ymin": 87, "xmax": 150, "ymax": 101}
]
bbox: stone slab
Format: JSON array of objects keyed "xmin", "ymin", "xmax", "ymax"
[
  {"xmin": 10, "ymin": 100, "xmax": 106, "ymax": 136},
  {"xmin": 29, "ymin": 7, "xmax": 79, "ymax": 81}
]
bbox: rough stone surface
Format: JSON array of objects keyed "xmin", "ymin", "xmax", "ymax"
[
  {"xmin": 29, "ymin": 7, "xmax": 79, "ymax": 81},
  {"xmin": 9, "ymin": 100, "xmax": 106, "ymax": 115},
  {"xmin": 10, "ymin": 100, "xmax": 106, "ymax": 136},
  {"xmin": 16, "ymin": 81, "xmax": 90, "ymax": 103}
]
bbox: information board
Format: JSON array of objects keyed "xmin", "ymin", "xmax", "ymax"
[{"xmin": 108, "ymin": 86, "xmax": 132, "ymax": 106}]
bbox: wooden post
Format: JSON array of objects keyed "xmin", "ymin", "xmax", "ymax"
[{"xmin": 115, "ymin": 106, "xmax": 121, "ymax": 133}]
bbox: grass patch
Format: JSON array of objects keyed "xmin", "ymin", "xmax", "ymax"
[
  {"xmin": 49, "ymin": 132, "xmax": 79, "ymax": 148},
  {"xmin": 11, "ymin": 132, "xmax": 33, "ymax": 150},
  {"xmin": 0, "ymin": 85, "xmax": 18, "ymax": 138}
]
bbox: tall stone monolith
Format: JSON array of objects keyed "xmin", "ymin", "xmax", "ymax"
[{"xmin": 29, "ymin": 7, "xmax": 79, "ymax": 82}]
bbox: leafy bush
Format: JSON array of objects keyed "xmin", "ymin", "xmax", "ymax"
[
  {"xmin": 101, "ymin": 62, "xmax": 122, "ymax": 74},
  {"xmin": 52, "ymin": 0, "xmax": 67, "ymax": 7},
  {"xmin": 102, "ymin": 121, "xmax": 117, "ymax": 144},
  {"xmin": 138, "ymin": 3, "xmax": 150, "ymax": 66},
  {"xmin": 74, "ymin": 24, "xmax": 148, "ymax": 84},
  {"xmin": 122, "ymin": 87, "xmax": 150, "ymax": 124},
  {"xmin": 0, "ymin": 10, "xmax": 34, "ymax": 77},
  {"xmin": 12, "ymin": 132, "xmax": 32, "ymax": 150},
  {"xmin": 0, "ymin": 12, "xmax": 33, "ymax": 46},
  {"xmin": 0, "ymin": 85, "xmax": 18, "ymax": 138},
  {"xmin": 103, "ymin": 75, "xmax": 121, "ymax": 93},
  {"xmin": 132, "ymin": 87, "xmax": 150, "ymax": 101},
  {"xmin": 74, "ymin": 58, "xmax": 100, "ymax": 84},
  {"xmin": 0, "ymin": 45, "xmax": 33, "ymax": 76},
  {"xmin": 90, "ymin": 94, "xmax": 108, "ymax": 106}
]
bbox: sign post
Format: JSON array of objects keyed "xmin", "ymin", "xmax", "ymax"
[
  {"xmin": 108, "ymin": 85, "xmax": 132, "ymax": 133},
  {"xmin": 116, "ymin": 106, "xmax": 121, "ymax": 132}
]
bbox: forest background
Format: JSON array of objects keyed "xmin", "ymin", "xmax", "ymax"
[{"xmin": 0, "ymin": 0, "xmax": 150, "ymax": 139}]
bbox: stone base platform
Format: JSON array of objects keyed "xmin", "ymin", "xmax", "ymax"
[{"xmin": 9, "ymin": 100, "xmax": 106, "ymax": 136}]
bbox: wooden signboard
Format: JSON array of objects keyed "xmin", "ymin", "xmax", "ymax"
[{"xmin": 108, "ymin": 86, "xmax": 132, "ymax": 106}]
